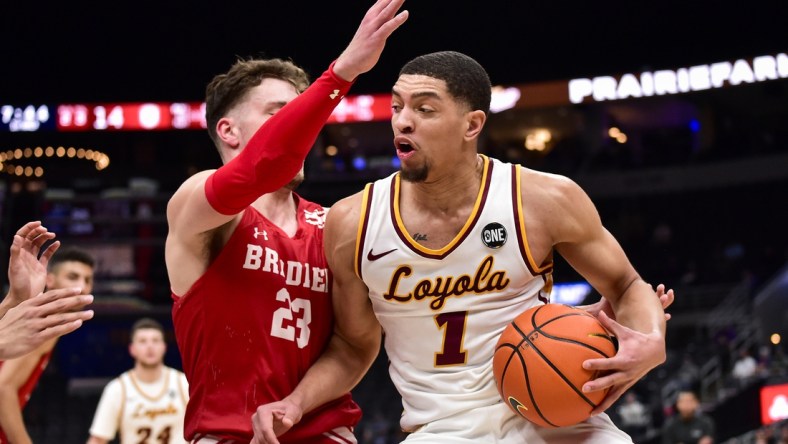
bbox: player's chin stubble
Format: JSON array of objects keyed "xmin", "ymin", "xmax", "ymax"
[{"xmin": 400, "ymin": 164, "xmax": 429, "ymax": 183}]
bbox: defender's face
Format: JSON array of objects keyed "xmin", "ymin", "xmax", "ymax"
[
  {"xmin": 47, "ymin": 261, "xmax": 94, "ymax": 294},
  {"xmin": 129, "ymin": 328, "xmax": 166, "ymax": 367},
  {"xmin": 224, "ymin": 78, "xmax": 301, "ymax": 165},
  {"xmin": 390, "ymin": 74, "xmax": 471, "ymax": 182}
]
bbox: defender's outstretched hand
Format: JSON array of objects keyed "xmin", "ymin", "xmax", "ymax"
[
  {"xmin": 5, "ymin": 221, "xmax": 60, "ymax": 308},
  {"xmin": 0, "ymin": 288, "xmax": 94, "ymax": 360},
  {"xmin": 332, "ymin": 0, "xmax": 409, "ymax": 82}
]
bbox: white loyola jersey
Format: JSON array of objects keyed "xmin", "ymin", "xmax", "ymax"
[
  {"xmin": 89, "ymin": 367, "xmax": 189, "ymax": 444},
  {"xmin": 356, "ymin": 155, "xmax": 554, "ymax": 430}
]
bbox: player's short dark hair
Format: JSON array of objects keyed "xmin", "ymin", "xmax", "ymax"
[
  {"xmin": 48, "ymin": 247, "xmax": 95, "ymax": 271},
  {"xmin": 399, "ymin": 51, "xmax": 492, "ymax": 115},
  {"xmin": 130, "ymin": 317, "xmax": 165, "ymax": 341},
  {"xmin": 205, "ymin": 58, "xmax": 310, "ymax": 149}
]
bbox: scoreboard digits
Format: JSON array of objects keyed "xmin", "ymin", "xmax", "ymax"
[{"xmin": 2, "ymin": 94, "xmax": 391, "ymax": 133}]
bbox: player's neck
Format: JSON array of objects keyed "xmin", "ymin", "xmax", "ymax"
[
  {"xmin": 132, "ymin": 363, "xmax": 164, "ymax": 384},
  {"xmin": 405, "ymin": 153, "xmax": 483, "ymax": 214},
  {"xmin": 252, "ymin": 188, "xmax": 299, "ymax": 235}
]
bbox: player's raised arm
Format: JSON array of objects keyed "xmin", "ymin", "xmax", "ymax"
[
  {"xmin": 251, "ymin": 193, "xmax": 382, "ymax": 444},
  {"xmin": 543, "ymin": 172, "xmax": 666, "ymax": 413},
  {"xmin": 166, "ymin": 0, "xmax": 408, "ymax": 240}
]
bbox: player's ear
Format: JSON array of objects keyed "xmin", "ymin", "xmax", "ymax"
[
  {"xmin": 464, "ymin": 110, "xmax": 486, "ymax": 141},
  {"xmin": 216, "ymin": 117, "xmax": 241, "ymax": 149}
]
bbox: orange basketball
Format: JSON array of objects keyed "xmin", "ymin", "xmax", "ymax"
[{"xmin": 493, "ymin": 303, "xmax": 616, "ymax": 428}]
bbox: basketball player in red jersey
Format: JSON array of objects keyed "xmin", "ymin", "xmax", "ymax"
[
  {"xmin": 0, "ymin": 221, "xmax": 94, "ymax": 361},
  {"xmin": 165, "ymin": 1, "xmax": 408, "ymax": 442},
  {"xmin": 0, "ymin": 247, "xmax": 95, "ymax": 444},
  {"xmin": 252, "ymin": 51, "xmax": 672, "ymax": 443}
]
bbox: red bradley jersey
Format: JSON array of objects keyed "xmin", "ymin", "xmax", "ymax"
[
  {"xmin": 172, "ymin": 196, "xmax": 360, "ymax": 442},
  {"xmin": 0, "ymin": 349, "xmax": 52, "ymax": 442}
]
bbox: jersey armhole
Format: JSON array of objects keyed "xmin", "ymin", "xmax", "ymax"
[
  {"xmin": 512, "ymin": 165, "xmax": 554, "ymax": 275},
  {"xmin": 354, "ymin": 183, "xmax": 375, "ymax": 280}
]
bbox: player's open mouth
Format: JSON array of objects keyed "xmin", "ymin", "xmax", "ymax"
[
  {"xmin": 394, "ymin": 136, "xmax": 416, "ymax": 159},
  {"xmin": 397, "ymin": 143, "xmax": 414, "ymax": 153}
]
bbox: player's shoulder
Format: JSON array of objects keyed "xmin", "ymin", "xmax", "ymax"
[
  {"xmin": 324, "ymin": 190, "xmax": 365, "ymax": 243},
  {"xmin": 326, "ymin": 190, "xmax": 365, "ymax": 222},
  {"xmin": 170, "ymin": 366, "xmax": 188, "ymax": 378},
  {"xmin": 168, "ymin": 169, "xmax": 217, "ymax": 205},
  {"xmin": 517, "ymin": 166, "xmax": 587, "ymax": 204},
  {"xmin": 101, "ymin": 374, "xmax": 125, "ymax": 394}
]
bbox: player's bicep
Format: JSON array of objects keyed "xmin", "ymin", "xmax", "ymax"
[
  {"xmin": 324, "ymin": 196, "xmax": 381, "ymax": 352},
  {"xmin": 558, "ymin": 228, "xmax": 640, "ymax": 304},
  {"xmin": 166, "ymin": 170, "xmax": 236, "ymax": 238},
  {"xmin": 332, "ymin": 270, "xmax": 380, "ymax": 349},
  {"xmin": 551, "ymin": 180, "xmax": 640, "ymax": 304}
]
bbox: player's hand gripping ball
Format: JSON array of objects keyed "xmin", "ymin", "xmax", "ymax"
[{"xmin": 493, "ymin": 303, "xmax": 616, "ymax": 427}]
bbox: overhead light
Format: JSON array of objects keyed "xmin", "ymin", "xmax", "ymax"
[
  {"xmin": 524, "ymin": 128, "xmax": 552, "ymax": 151},
  {"xmin": 1, "ymin": 145, "xmax": 110, "ymax": 177}
]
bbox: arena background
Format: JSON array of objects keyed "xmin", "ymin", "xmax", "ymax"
[{"xmin": 1, "ymin": 1, "xmax": 787, "ymax": 442}]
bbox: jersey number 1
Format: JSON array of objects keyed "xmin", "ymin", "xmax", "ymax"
[{"xmin": 434, "ymin": 311, "xmax": 468, "ymax": 366}]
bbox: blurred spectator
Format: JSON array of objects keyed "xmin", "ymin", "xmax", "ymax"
[
  {"xmin": 755, "ymin": 421, "xmax": 788, "ymax": 444},
  {"xmin": 677, "ymin": 353, "xmax": 701, "ymax": 391},
  {"xmin": 757, "ymin": 344, "xmax": 774, "ymax": 378},
  {"xmin": 771, "ymin": 345, "xmax": 788, "ymax": 377},
  {"xmin": 661, "ymin": 389, "xmax": 715, "ymax": 444},
  {"xmin": 617, "ymin": 392, "xmax": 651, "ymax": 442},
  {"xmin": 360, "ymin": 410, "xmax": 391, "ymax": 444},
  {"xmin": 732, "ymin": 348, "xmax": 758, "ymax": 385}
]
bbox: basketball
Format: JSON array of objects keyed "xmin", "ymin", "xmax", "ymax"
[{"xmin": 493, "ymin": 303, "xmax": 616, "ymax": 428}]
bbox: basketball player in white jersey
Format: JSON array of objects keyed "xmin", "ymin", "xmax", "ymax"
[
  {"xmin": 252, "ymin": 51, "xmax": 670, "ymax": 443},
  {"xmin": 87, "ymin": 318, "xmax": 188, "ymax": 444}
]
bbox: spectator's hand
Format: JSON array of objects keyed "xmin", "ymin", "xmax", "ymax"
[
  {"xmin": 251, "ymin": 399, "xmax": 303, "ymax": 444},
  {"xmin": 582, "ymin": 311, "xmax": 666, "ymax": 414},
  {"xmin": 0, "ymin": 287, "xmax": 93, "ymax": 360},
  {"xmin": 581, "ymin": 283, "xmax": 674, "ymax": 322},
  {"xmin": 332, "ymin": 0, "xmax": 409, "ymax": 82},
  {"xmin": 6, "ymin": 221, "xmax": 60, "ymax": 306}
]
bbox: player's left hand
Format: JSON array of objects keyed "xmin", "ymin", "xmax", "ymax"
[
  {"xmin": 581, "ymin": 311, "xmax": 666, "ymax": 414},
  {"xmin": 582, "ymin": 283, "xmax": 675, "ymax": 321},
  {"xmin": 251, "ymin": 399, "xmax": 303, "ymax": 444},
  {"xmin": 6, "ymin": 221, "xmax": 60, "ymax": 305}
]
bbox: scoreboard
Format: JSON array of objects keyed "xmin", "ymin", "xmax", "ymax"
[
  {"xmin": 0, "ymin": 94, "xmax": 396, "ymax": 133},
  {"xmin": 57, "ymin": 102, "xmax": 206, "ymax": 131}
]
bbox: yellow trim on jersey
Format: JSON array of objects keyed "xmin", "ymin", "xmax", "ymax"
[
  {"xmin": 393, "ymin": 155, "xmax": 490, "ymax": 256},
  {"xmin": 175, "ymin": 369, "xmax": 188, "ymax": 406},
  {"xmin": 128, "ymin": 368, "xmax": 171, "ymax": 402},
  {"xmin": 515, "ymin": 166, "xmax": 552, "ymax": 274},
  {"xmin": 118, "ymin": 373, "xmax": 127, "ymax": 432},
  {"xmin": 354, "ymin": 183, "xmax": 373, "ymax": 278}
]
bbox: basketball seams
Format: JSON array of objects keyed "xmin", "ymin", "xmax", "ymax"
[
  {"xmin": 497, "ymin": 341, "xmax": 557, "ymax": 427},
  {"xmin": 524, "ymin": 307, "xmax": 615, "ymax": 358},
  {"xmin": 536, "ymin": 331, "xmax": 615, "ymax": 358},
  {"xmin": 494, "ymin": 304, "xmax": 616, "ymax": 427},
  {"xmin": 512, "ymin": 320, "xmax": 602, "ymax": 410}
]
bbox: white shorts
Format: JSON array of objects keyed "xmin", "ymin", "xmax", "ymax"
[{"xmin": 403, "ymin": 402, "xmax": 632, "ymax": 444}]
